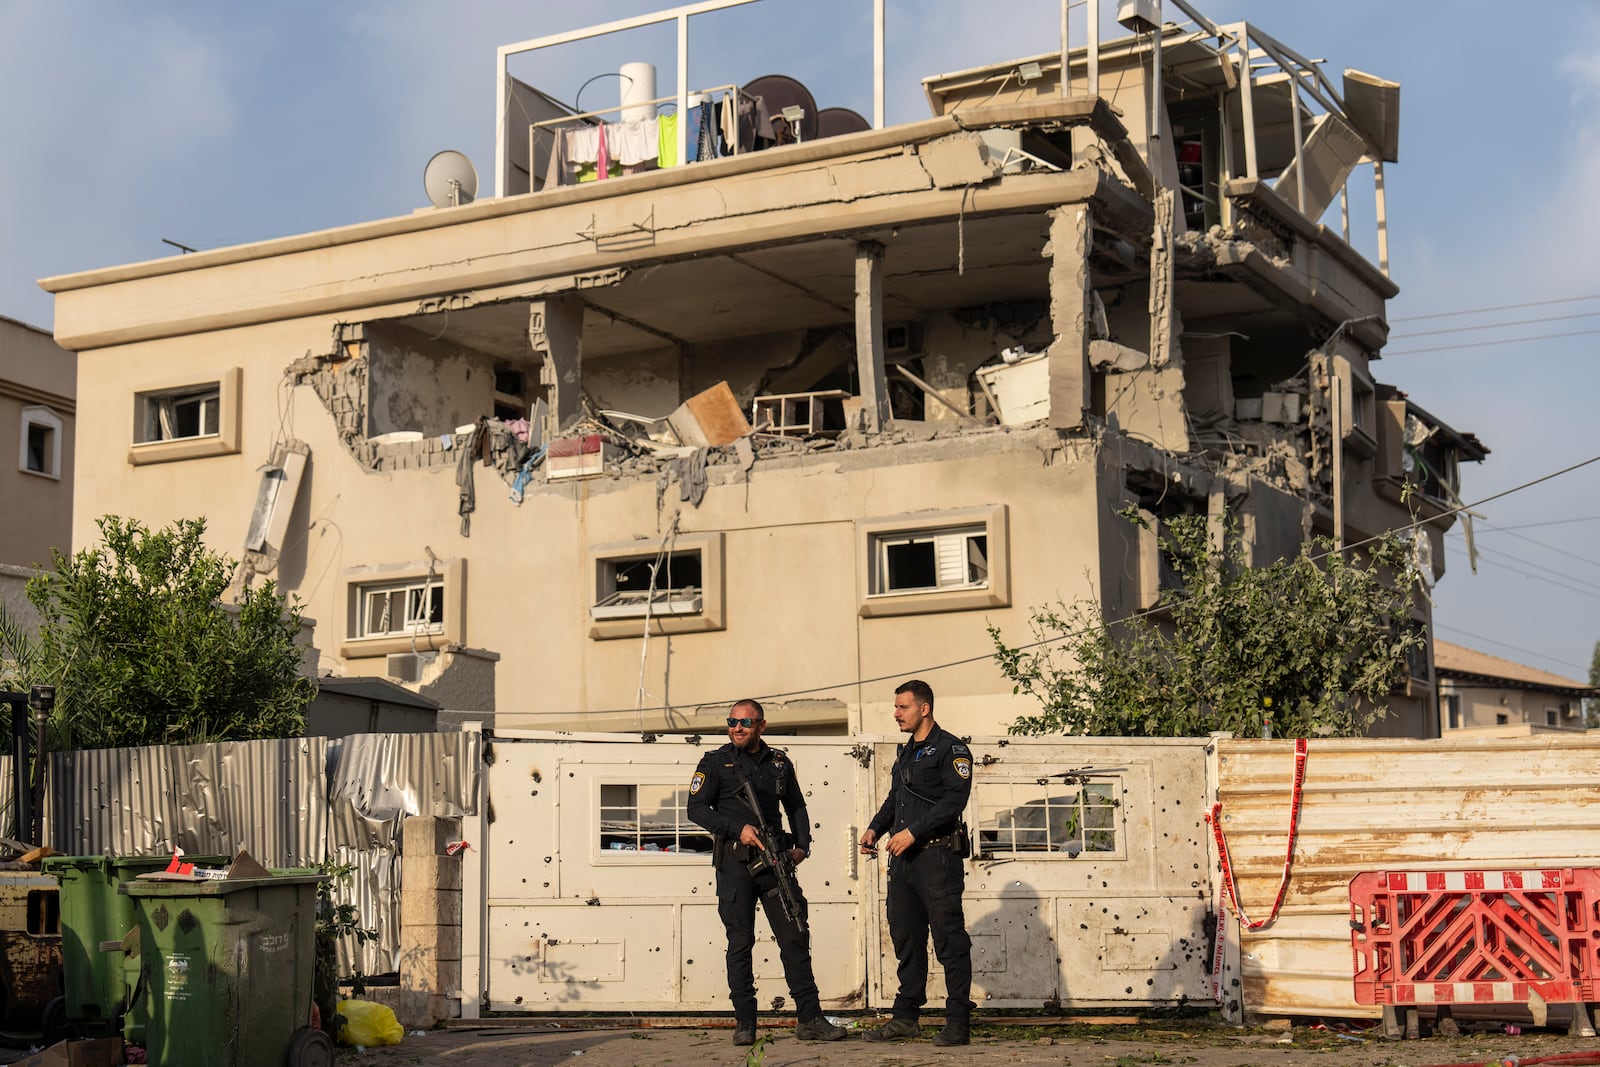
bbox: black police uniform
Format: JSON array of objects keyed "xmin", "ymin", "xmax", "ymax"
[
  {"xmin": 867, "ymin": 724, "xmax": 976, "ymax": 1024},
  {"xmin": 686, "ymin": 740, "xmax": 822, "ymax": 1026}
]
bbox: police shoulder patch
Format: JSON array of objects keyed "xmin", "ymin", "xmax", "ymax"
[
  {"xmin": 953, "ymin": 756, "xmax": 972, "ymax": 780},
  {"xmin": 951, "ymin": 742, "xmax": 971, "ymax": 757},
  {"xmin": 690, "ymin": 771, "xmax": 706, "ymax": 795}
]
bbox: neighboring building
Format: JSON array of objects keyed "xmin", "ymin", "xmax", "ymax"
[
  {"xmin": 40, "ymin": 2, "xmax": 1484, "ymax": 737},
  {"xmin": 0, "ymin": 315, "xmax": 76, "ymax": 628},
  {"xmin": 306, "ymin": 675, "xmax": 440, "ymax": 737},
  {"xmin": 1435, "ymin": 640, "xmax": 1596, "ymax": 735}
]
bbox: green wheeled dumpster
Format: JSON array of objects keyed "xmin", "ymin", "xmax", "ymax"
[
  {"xmin": 121, "ymin": 873, "xmax": 332, "ymax": 1067},
  {"xmin": 40, "ymin": 854, "xmax": 227, "ymax": 1040}
]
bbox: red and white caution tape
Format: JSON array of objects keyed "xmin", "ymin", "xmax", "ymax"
[{"xmin": 1206, "ymin": 737, "xmax": 1307, "ymax": 930}]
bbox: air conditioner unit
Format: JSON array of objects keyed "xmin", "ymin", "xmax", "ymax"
[{"xmin": 385, "ymin": 653, "xmax": 421, "ymax": 683}]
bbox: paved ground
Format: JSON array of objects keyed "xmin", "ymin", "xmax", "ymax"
[{"xmin": 332, "ymin": 1017, "xmax": 1600, "ymax": 1067}]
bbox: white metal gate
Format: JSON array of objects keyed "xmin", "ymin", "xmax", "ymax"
[{"xmin": 461, "ymin": 732, "xmax": 1214, "ymax": 1015}]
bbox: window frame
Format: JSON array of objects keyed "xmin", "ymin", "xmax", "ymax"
[
  {"xmin": 857, "ymin": 504, "xmax": 1009, "ymax": 618},
  {"xmin": 593, "ymin": 778, "xmax": 715, "ymax": 864},
  {"xmin": 129, "ymin": 367, "xmax": 242, "ymax": 465},
  {"xmin": 589, "ymin": 532, "xmax": 724, "ymax": 640},
  {"xmin": 19, "ymin": 405, "xmax": 62, "ymax": 480},
  {"xmin": 341, "ymin": 557, "xmax": 466, "ymax": 659},
  {"xmin": 972, "ymin": 773, "xmax": 1126, "ymax": 862}
]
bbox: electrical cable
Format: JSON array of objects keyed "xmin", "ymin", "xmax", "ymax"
[
  {"xmin": 1445, "ymin": 521, "xmax": 1600, "ymax": 574},
  {"xmin": 1390, "ymin": 292, "xmax": 1600, "ymax": 323},
  {"xmin": 1389, "ymin": 308, "xmax": 1600, "ymax": 340},
  {"xmin": 1416, "ymin": 624, "xmax": 1590, "ymax": 678},
  {"xmin": 1383, "ymin": 327, "xmax": 1600, "ymax": 357}
]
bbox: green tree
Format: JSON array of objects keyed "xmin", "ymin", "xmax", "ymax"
[
  {"xmin": 0, "ymin": 515, "xmax": 315, "ymax": 750},
  {"xmin": 991, "ymin": 512, "xmax": 1426, "ymax": 738}
]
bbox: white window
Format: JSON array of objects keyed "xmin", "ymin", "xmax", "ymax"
[
  {"xmin": 871, "ymin": 526, "xmax": 988, "ymax": 595},
  {"xmin": 592, "ymin": 549, "xmax": 704, "ymax": 620},
  {"xmin": 128, "ymin": 367, "xmax": 241, "ymax": 465},
  {"xmin": 340, "ymin": 557, "xmax": 466, "ymax": 659},
  {"xmin": 356, "ymin": 578, "xmax": 445, "ymax": 639},
  {"xmin": 857, "ymin": 505, "xmax": 1009, "ymax": 618},
  {"xmin": 19, "ymin": 406, "xmax": 62, "ymax": 479},
  {"xmin": 588, "ymin": 533, "xmax": 724, "ymax": 639},
  {"xmin": 140, "ymin": 385, "xmax": 220, "ymax": 442},
  {"xmin": 973, "ymin": 776, "xmax": 1123, "ymax": 860},
  {"xmin": 597, "ymin": 782, "xmax": 713, "ymax": 859}
]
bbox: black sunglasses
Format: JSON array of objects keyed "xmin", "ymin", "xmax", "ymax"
[{"xmin": 726, "ymin": 717, "xmax": 762, "ymax": 728}]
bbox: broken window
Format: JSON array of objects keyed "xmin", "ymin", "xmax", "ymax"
[
  {"xmin": 973, "ymin": 777, "xmax": 1121, "ymax": 859},
  {"xmin": 592, "ymin": 549, "xmax": 704, "ymax": 620},
  {"xmin": 130, "ymin": 369, "xmax": 241, "ymax": 465},
  {"xmin": 356, "ymin": 578, "xmax": 445, "ymax": 639},
  {"xmin": 139, "ymin": 385, "xmax": 221, "ymax": 442},
  {"xmin": 598, "ymin": 782, "xmax": 714, "ymax": 855},
  {"xmin": 870, "ymin": 526, "xmax": 987, "ymax": 595}
]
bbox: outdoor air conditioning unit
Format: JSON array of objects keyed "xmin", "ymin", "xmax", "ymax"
[{"xmin": 386, "ymin": 653, "xmax": 421, "ymax": 683}]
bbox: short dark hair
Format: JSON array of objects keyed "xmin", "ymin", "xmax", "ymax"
[
  {"xmin": 894, "ymin": 679, "xmax": 934, "ymax": 711},
  {"xmin": 731, "ymin": 698, "xmax": 765, "ymax": 720}
]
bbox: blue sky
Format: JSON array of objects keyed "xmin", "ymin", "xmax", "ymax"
[{"xmin": 2, "ymin": 0, "xmax": 1597, "ymax": 682}]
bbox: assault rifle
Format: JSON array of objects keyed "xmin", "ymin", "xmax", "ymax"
[{"xmin": 733, "ymin": 776, "xmax": 809, "ymax": 938}]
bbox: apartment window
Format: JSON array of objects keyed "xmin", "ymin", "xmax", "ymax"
[
  {"xmin": 1545, "ymin": 707, "xmax": 1559, "ymax": 727},
  {"xmin": 593, "ymin": 550, "xmax": 703, "ymax": 620},
  {"xmin": 357, "ymin": 578, "xmax": 444, "ymax": 639},
  {"xmin": 589, "ymin": 533, "xmax": 724, "ymax": 639},
  {"xmin": 1495, "ymin": 712, "xmax": 1509, "ymax": 726},
  {"xmin": 858, "ymin": 505, "xmax": 1009, "ymax": 618},
  {"xmin": 129, "ymin": 367, "xmax": 241, "ymax": 465},
  {"xmin": 597, "ymin": 782, "xmax": 713, "ymax": 859},
  {"xmin": 341, "ymin": 557, "xmax": 466, "ymax": 659},
  {"xmin": 973, "ymin": 776, "xmax": 1122, "ymax": 860},
  {"xmin": 1443, "ymin": 694, "xmax": 1461, "ymax": 730},
  {"xmin": 19, "ymin": 406, "xmax": 62, "ymax": 479}
]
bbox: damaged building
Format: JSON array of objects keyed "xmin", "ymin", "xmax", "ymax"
[{"xmin": 42, "ymin": 0, "xmax": 1484, "ymax": 737}]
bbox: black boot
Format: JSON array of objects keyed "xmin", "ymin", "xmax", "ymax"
[
  {"xmin": 732, "ymin": 1020, "xmax": 756, "ymax": 1046},
  {"xmin": 933, "ymin": 1018, "xmax": 970, "ymax": 1046}
]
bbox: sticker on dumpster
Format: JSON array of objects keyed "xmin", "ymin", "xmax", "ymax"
[
  {"xmin": 166, "ymin": 954, "xmax": 193, "ymax": 1001},
  {"xmin": 259, "ymin": 933, "xmax": 290, "ymax": 954}
]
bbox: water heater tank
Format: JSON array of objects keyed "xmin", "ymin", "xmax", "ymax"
[{"xmin": 620, "ymin": 62, "xmax": 658, "ymax": 122}]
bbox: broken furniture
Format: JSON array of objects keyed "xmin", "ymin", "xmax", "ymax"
[
  {"xmin": 973, "ymin": 355, "xmax": 1049, "ymax": 426},
  {"xmin": 751, "ymin": 390, "xmax": 851, "ymax": 437}
]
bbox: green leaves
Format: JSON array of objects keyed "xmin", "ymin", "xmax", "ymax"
[
  {"xmin": 0, "ymin": 515, "xmax": 314, "ymax": 750},
  {"xmin": 994, "ymin": 513, "xmax": 1424, "ymax": 739}
]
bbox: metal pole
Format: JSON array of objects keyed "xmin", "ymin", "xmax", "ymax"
[
  {"xmin": 1374, "ymin": 160, "xmax": 1390, "ymax": 277},
  {"xmin": 677, "ymin": 14, "xmax": 689, "ymax": 167},
  {"xmin": 1331, "ymin": 371, "xmax": 1344, "ymax": 552},
  {"xmin": 1060, "ymin": 0, "xmax": 1070, "ymax": 97},
  {"xmin": 874, "ymin": 0, "xmax": 885, "ymax": 127},
  {"xmin": 495, "ymin": 50, "xmax": 509, "ymax": 198},
  {"xmin": 1087, "ymin": 0, "xmax": 1099, "ymax": 96},
  {"xmin": 6, "ymin": 696, "xmax": 28, "ymax": 847}
]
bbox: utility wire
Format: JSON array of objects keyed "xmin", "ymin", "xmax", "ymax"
[
  {"xmin": 1446, "ymin": 522, "xmax": 1600, "ymax": 575},
  {"xmin": 1455, "ymin": 544, "xmax": 1600, "ymax": 601},
  {"xmin": 1390, "ymin": 309, "xmax": 1600, "ymax": 340},
  {"xmin": 1390, "ymin": 293, "xmax": 1600, "ymax": 323},
  {"xmin": 1383, "ymin": 327, "xmax": 1600, "ymax": 357},
  {"xmin": 1432, "ymin": 623, "xmax": 1592, "ymax": 677}
]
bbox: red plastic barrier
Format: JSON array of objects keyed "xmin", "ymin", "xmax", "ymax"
[{"xmin": 1350, "ymin": 868, "xmax": 1600, "ymax": 1006}]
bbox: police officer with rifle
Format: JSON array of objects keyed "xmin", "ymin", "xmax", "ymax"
[{"xmin": 687, "ymin": 699, "xmax": 847, "ymax": 1047}]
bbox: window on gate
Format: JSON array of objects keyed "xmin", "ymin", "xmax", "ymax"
[
  {"xmin": 597, "ymin": 782, "xmax": 714, "ymax": 857},
  {"xmin": 972, "ymin": 776, "xmax": 1122, "ymax": 858}
]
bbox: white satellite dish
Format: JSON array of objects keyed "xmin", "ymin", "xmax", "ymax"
[{"xmin": 423, "ymin": 150, "xmax": 478, "ymax": 208}]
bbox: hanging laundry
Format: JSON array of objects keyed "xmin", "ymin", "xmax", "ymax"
[
  {"xmin": 685, "ymin": 104, "xmax": 703, "ymax": 162},
  {"xmin": 696, "ymin": 100, "xmax": 716, "ymax": 162},
  {"xmin": 719, "ymin": 96, "xmax": 738, "ymax": 154},
  {"xmin": 609, "ymin": 117, "xmax": 659, "ymax": 166},
  {"xmin": 595, "ymin": 122, "xmax": 610, "ymax": 180},
  {"xmin": 658, "ymin": 112, "xmax": 679, "ymax": 167}
]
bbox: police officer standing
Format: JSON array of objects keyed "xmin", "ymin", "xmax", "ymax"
[
  {"xmin": 687, "ymin": 699, "xmax": 847, "ymax": 1046},
  {"xmin": 859, "ymin": 679, "xmax": 976, "ymax": 1046}
]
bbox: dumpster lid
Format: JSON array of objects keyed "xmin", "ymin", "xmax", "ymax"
[{"xmin": 121, "ymin": 872, "xmax": 325, "ymax": 897}]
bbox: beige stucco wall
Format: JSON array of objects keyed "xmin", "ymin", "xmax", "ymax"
[
  {"xmin": 0, "ymin": 318, "xmax": 75, "ymax": 568},
  {"xmin": 1441, "ymin": 678, "xmax": 1586, "ymax": 733}
]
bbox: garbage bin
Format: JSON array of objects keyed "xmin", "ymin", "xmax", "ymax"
[
  {"xmin": 121, "ymin": 873, "xmax": 330, "ymax": 1067},
  {"xmin": 41, "ymin": 854, "xmax": 227, "ymax": 1039}
]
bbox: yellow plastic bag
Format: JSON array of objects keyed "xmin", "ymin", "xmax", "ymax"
[{"xmin": 335, "ymin": 998, "xmax": 405, "ymax": 1047}]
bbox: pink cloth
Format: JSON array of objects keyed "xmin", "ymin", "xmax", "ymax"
[{"xmin": 596, "ymin": 123, "xmax": 609, "ymax": 181}]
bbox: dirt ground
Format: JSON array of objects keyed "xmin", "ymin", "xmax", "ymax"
[{"xmin": 334, "ymin": 1016, "xmax": 1600, "ymax": 1067}]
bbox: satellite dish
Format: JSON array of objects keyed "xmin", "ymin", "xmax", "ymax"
[
  {"xmin": 816, "ymin": 107, "xmax": 871, "ymax": 140},
  {"xmin": 741, "ymin": 75, "xmax": 819, "ymax": 144},
  {"xmin": 423, "ymin": 150, "xmax": 478, "ymax": 208}
]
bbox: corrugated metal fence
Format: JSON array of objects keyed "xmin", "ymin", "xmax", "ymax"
[
  {"xmin": 44, "ymin": 731, "xmax": 481, "ymax": 976},
  {"xmin": 1211, "ymin": 734, "xmax": 1600, "ymax": 1021}
]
